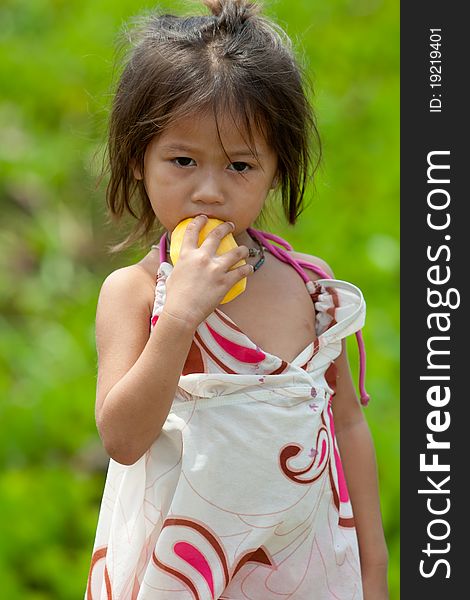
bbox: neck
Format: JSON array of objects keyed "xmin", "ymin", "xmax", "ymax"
[{"xmin": 234, "ymin": 230, "xmax": 255, "ymax": 247}]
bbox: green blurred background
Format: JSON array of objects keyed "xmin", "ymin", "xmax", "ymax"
[{"xmin": 0, "ymin": 0, "xmax": 399, "ymax": 597}]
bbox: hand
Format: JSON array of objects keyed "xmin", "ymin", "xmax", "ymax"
[{"xmin": 163, "ymin": 215, "xmax": 253, "ymax": 329}]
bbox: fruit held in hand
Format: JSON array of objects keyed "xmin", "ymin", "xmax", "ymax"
[{"xmin": 169, "ymin": 218, "xmax": 247, "ymax": 304}]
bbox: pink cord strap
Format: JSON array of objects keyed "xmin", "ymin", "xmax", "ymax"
[
  {"xmin": 159, "ymin": 232, "xmax": 168, "ymax": 264},
  {"xmin": 355, "ymin": 330, "xmax": 370, "ymax": 405}
]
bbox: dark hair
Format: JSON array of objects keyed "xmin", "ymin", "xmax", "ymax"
[{"xmin": 103, "ymin": 0, "xmax": 321, "ymax": 253}]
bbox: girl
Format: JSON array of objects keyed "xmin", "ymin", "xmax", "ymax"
[{"xmin": 85, "ymin": 1, "xmax": 388, "ymax": 598}]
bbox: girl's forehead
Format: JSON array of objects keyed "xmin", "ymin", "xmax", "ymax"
[{"xmin": 159, "ymin": 110, "xmax": 269, "ymax": 149}]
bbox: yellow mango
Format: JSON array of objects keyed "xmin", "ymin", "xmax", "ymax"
[{"xmin": 169, "ymin": 218, "xmax": 247, "ymax": 304}]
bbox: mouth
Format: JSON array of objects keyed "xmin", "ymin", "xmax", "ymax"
[{"xmin": 190, "ymin": 214, "xmax": 226, "ymax": 222}]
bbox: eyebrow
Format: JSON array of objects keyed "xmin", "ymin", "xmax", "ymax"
[{"xmin": 159, "ymin": 144, "xmax": 264, "ymax": 159}]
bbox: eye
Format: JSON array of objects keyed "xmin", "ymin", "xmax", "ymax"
[
  {"xmin": 229, "ymin": 162, "xmax": 251, "ymax": 173},
  {"xmin": 173, "ymin": 157, "xmax": 195, "ymax": 167}
]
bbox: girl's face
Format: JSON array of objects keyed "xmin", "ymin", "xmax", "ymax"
[{"xmin": 134, "ymin": 110, "xmax": 278, "ymax": 242}]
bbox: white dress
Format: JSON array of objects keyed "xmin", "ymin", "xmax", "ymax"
[{"xmin": 85, "ymin": 231, "xmax": 366, "ymax": 600}]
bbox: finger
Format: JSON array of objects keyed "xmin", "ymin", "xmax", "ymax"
[
  {"xmin": 225, "ymin": 262, "xmax": 255, "ymax": 287},
  {"xmin": 199, "ymin": 220, "xmax": 235, "ymax": 253},
  {"xmin": 217, "ymin": 244, "xmax": 250, "ymax": 269},
  {"xmin": 179, "ymin": 215, "xmax": 208, "ymax": 249}
]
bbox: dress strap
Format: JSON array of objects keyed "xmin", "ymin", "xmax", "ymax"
[
  {"xmin": 153, "ymin": 233, "xmax": 168, "ymax": 264},
  {"xmin": 248, "ymin": 227, "xmax": 370, "ymax": 406}
]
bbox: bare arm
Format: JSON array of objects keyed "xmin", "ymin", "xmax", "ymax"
[
  {"xmin": 332, "ymin": 342, "xmax": 389, "ymax": 599},
  {"xmin": 95, "ymin": 216, "xmax": 253, "ymax": 465},
  {"xmin": 95, "ymin": 271, "xmax": 198, "ymax": 465}
]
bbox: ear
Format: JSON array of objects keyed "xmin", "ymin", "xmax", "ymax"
[
  {"xmin": 130, "ymin": 158, "xmax": 143, "ymax": 180},
  {"xmin": 270, "ymin": 174, "xmax": 279, "ymax": 189}
]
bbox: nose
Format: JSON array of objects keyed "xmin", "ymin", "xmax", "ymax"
[{"xmin": 190, "ymin": 171, "xmax": 224, "ymax": 206}]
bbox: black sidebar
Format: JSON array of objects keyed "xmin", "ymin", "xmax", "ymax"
[{"xmin": 401, "ymin": 3, "xmax": 466, "ymax": 598}]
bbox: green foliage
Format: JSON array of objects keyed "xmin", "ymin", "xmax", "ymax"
[{"xmin": 1, "ymin": 0, "xmax": 399, "ymax": 597}]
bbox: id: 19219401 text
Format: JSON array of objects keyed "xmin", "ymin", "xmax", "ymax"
[{"xmin": 429, "ymin": 29, "xmax": 442, "ymax": 113}]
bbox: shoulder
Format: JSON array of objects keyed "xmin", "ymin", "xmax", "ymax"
[
  {"xmin": 98, "ymin": 262, "xmax": 157, "ymax": 318},
  {"xmin": 94, "ymin": 264, "xmax": 157, "ymax": 385},
  {"xmin": 286, "ymin": 250, "xmax": 335, "ymax": 280}
]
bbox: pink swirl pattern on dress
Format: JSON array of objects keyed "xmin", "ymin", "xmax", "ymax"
[
  {"xmin": 205, "ymin": 322, "xmax": 266, "ymax": 363},
  {"xmin": 174, "ymin": 542, "xmax": 215, "ymax": 598},
  {"xmin": 279, "ymin": 418, "xmax": 330, "ymax": 484},
  {"xmin": 152, "ymin": 518, "xmax": 275, "ymax": 599},
  {"xmin": 327, "ymin": 403, "xmax": 349, "ymax": 503}
]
